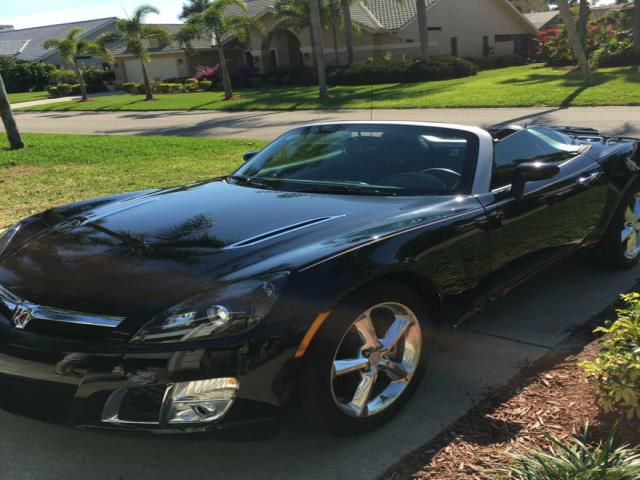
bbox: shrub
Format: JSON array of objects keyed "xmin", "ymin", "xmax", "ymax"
[
  {"xmin": 328, "ymin": 56, "xmax": 476, "ymax": 86},
  {"xmin": 509, "ymin": 426, "xmax": 640, "ymax": 480},
  {"xmin": 80, "ymin": 65, "xmax": 108, "ymax": 93},
  {"xmin": 70, "ymin": 84, "xmax": 81, "ymax": 95},
  {"xmin": 195, "ymin": 64, "xmax": 220, "ymax": 81},
  {"xmin": 470, "ymin": 54, "xmax": 526, "ymax": 70},
  {"xmin": 198, "ymin": 80, "xmax": 213, "ymax": 90},
  {"xmin": 184, "ymin": 82, "xmax": 200, "ymax": 92},
  {"xmin": 265, "ymin": 65, "xmax": 316, "ymax": 86},
  {"xmin": 56, "ymin": 84, "xmax": 73, "ymax": 96},
  {"xmin": 50, "ymin": 68, "xmax": 76, "ymax": 84},
  {"xmin": 47, "ymin": 85, "xmax": 58, "ymax": 96},
  {"xmin": 0, "ymin": 58, "xmax": 56, "ymax": 93},
  {"xmin": 158, "ymin": 83, "xmax": 183, "ymax": 94},
  {"xmin": 229, "ymin": 64, "xmax": 260, "ymax": 87},
  {"xmin": 184, "ymin": 77, "xmax": 198, "ymax": 85},
  {"xmin": 121, "ymin": 82, "xmax": 139, "ymax": 94},
  {"xmin": 581, "ymin": 293, "xmax": 640, "ymax": 419}
]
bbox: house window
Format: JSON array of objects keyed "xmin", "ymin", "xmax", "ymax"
[
  {"xmin": 450, "ymin": 37, "xmax": 458, "ymax": 57},
  {"xmin": 269, "ymin": 49, "xmax": 278, "ymax": 67},
  {"xmin": 482, "ymin": 36, "xmax": 490, "ymax": 57},
  {"xmin": 427, "ymin": 27, "xmax": 442, "ymax": 31}
]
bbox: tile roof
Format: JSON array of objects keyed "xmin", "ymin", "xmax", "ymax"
[
  {"xmin": 524, "ymin": 11, "xmax": 559, "ymax": 30},
  {"xmin": 0, "ymin": 17, "xmax": 117, "ymax": 62},
  {"xmin": 0, "ymin": 40, "xmax": 29, "ymax": 57},
  {"xmin": 109, "ymin": 24, "xmax": 215, "ymax": 55}
]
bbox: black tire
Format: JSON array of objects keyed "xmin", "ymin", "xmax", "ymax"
[
  {"xmin": 591, "ymin": 182, "xmax": 640, "ymax": 269},
  {"xmin": 294, "ymin": 282, "xmax": 436, "ymax": 434}
]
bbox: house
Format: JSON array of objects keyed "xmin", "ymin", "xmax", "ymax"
[
  {"xmin": 113, "ymin": 0, "xmax": 538, "ymax": 82},
  {"xmin": 0, "ymin": 18, "xmax": 117, "ymax": 70},
  {"xmin": 526, "ymin": 3, "xmax": 635, "ymax": 32}
]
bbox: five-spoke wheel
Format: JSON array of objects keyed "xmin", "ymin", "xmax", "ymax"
[
  {"xmin": 331, "ymin": 302, "xmax": 422, "ymax": 418},
  {"xmin": 297, "ymin": 282, "xmax": 434, "ymax": 433}
]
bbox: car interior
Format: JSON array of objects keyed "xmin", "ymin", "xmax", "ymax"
[{"xmin": 252, "ymin": 128, "xmax": 476, "ymax": 194}]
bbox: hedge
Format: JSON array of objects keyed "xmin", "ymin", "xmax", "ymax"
[
  {"xmin": 468, "ymin": 54, "xmax": 527, "ymax": 70},
  {"xmin": 328, "ymin": 57, "xmax": 477, "ymax": 86}
]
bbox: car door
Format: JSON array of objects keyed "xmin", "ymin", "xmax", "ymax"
[{"xmin": 474, "ymin": 126, "xmax": 607, "ymax": 300}]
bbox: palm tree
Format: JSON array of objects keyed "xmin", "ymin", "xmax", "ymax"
[
  {"xmin": 43, "ymin": 27, "xmax": 113, "ymax": 102},
  {"xmin": 180, "ymin": 0, "xmax": 212, "ymax": 18},
  {"xmin": 416, "ymin": 0, "xmax": 429, "ymax": 61},
  {"xmin": 177, "ymin": 0, "xmax": 258, "ymax": 100},
  {"xmin": 98, "ymin": 5, "xmax": 172, "ymax": 101},
  {"xmin": 341, "ymin": 0, "xmax": 355, "ymax": 64},
  {"xmin": 310, "ymin": 0, "xmax": 328, "ymax": 98},
  {"xmin": 557, "ymin": 0, "xmax": 592, "ymax": 85},
  {"xmin": 0, "ymin": 73, "xmax": 24, "ymax": 150},
  {"xmin": 274, "ymin": 0, "xmax": 322, "ymax": 64},
  {"xmin": 326, "ymin": 0, "xmax": 343, "ymax": 65},
  {"xmin": 635, "ymin": 0, "xmax": 640, "ymax": 49}
]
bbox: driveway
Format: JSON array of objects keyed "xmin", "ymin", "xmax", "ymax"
[
  {"xmin": 10, "ymin": 106, "xmax": 640, "ymax": 139},
  {"xmin": 1, "ymin": 256, "xmax": 638, "ymax": 480}
]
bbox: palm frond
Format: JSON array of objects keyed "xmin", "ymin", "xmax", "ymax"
[{"xmin": 132, "ymin": 4, "xmax": 160, "ymax": 23}]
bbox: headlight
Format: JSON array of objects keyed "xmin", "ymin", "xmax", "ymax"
[
  {"xmin": 131, "ymin": 272, "xmax": 289, "ymax": 343},
  {"xmin": 0, "ymin": 224, "xmax": 20, "ymax": 257}
]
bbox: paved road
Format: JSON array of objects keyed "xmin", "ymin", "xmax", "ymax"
[
  {"xmin": 10, "ymin": 106, "xmax": 640, "ymax": 139},
  {"xmin": 1, "ymin": 256, "xmax": 638, "ymax": 480}
]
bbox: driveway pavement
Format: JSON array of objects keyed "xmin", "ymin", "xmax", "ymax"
[
  {"xmin": 10, "ymin": 106, "xmax": 640, "ymax": 139},
  {"xmin": 1, "ymin": 256, "xmax": 638, "ymax": 480}
]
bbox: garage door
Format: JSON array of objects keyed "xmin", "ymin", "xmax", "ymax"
[{"xmin": 124, "ymin": 57, "xmax": 180, "ymax": 82}]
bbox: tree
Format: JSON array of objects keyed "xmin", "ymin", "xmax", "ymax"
[
  {"xmin": 98, "ymin": 5, "xmax": 172, "ymax": 101},
  {"xmin": 341, "ymin": 0, "xmax": 355, "ymax": 64},
  {"xmin": 0, "ymin": 73, "xmax": 24, "ymax": 150},
  {"xmin": 557, "ymin": 0, "xmax": 593, "ymax": 85},
  {"xmin": 416, "ymin": 0, "xmax": 429, "ymax": 61},
  {"xmin": 570, "ymin": 0, "xmax": 591, "ymax": 46},
  {"xmin": 180, "ymin": 0, "xmax": 212, "ymax": 18},
  {"xmin": 274, "ymin": 0, "xmax": 323, "ymax": 65},
  {"xmin": 310, "ymin": 0, "xmax": 328, "ymax": 98},
  {"xmin": 177, "ymin": 0, "xmax": 258, "ymax": 100},
  {"xmin": 43, "ymin": 27, "xmax": 113, "ymax": 102},
  {"xmin": 635, "ymin": 0, "xmax": 640, "ymax": 49}
]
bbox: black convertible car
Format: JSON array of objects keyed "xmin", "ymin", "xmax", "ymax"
[{"xmin": 1, "ymin": 121, "xmax": 639, "ymax": 433}]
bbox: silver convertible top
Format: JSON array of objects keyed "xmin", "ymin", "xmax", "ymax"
[{"xmin": 297, "ymin": 121, "xmax": 494, "ymax": 194}]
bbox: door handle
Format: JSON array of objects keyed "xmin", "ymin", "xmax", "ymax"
[{"xmin": 577, "ymin": 171, "xmax": 602, "ymax": 187}]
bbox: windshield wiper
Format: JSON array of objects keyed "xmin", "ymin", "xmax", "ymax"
[
  {"xmin": 295, "ymin": 183, "xmax": 396, "ymax": 196},
  {"xmin": 227, "ymin": 175, "xmax": 278, "ymax": 190}
]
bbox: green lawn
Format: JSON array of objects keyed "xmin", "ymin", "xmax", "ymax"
[
  {"xmin": 15, "ymin": 64, "xmax": 640, "ymax": 111},
  {"xmin": 8, "ymin": 91, "xmax": 50, "ymax": 103},
  {"xmin": 0, "ymin": 133, "xmax": 266, "ymax": 227}
]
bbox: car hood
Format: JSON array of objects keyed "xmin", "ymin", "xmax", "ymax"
[{"xmin": 0, "ymin": 180, "xmax": 463, "ymax": 327}]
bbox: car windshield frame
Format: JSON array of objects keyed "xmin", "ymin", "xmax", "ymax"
[{"xmin": 231, "ymin": 124, "xmax": 480, "ymax": 197}]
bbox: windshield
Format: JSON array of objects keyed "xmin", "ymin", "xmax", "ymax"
[{"xmin": 231, "ymin": 124, "xmax": 479, "ymax": 196}]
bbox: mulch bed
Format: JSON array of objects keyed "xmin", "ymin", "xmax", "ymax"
[{"xmin": 383, "ymin": 323, "xmax": 639, "ymax": 479}]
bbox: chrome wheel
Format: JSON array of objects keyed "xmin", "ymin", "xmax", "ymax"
[
  {"xmin": 621, "ymin": 193, "xmax": 640, "ymax": 259},
  {"xmin": 330, "ymin": 302, "xmax": 422, "ymax": 418}
]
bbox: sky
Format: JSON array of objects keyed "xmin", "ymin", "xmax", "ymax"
[
  {"xmin": 1, "ymin": 0, "xmax": 184, "ymax": 29},
  {"xmin": 0, "ymin": 0, "xmax": 622, "ymax": 30}
]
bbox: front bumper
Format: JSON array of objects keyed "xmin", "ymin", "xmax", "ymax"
[{"xmin": 0, "ymin": 326, "xmax": 296, "ymax": 433}]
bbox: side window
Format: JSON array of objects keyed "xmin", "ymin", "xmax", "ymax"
[{"xmin": 492, "ymin": 129, "xmax": 580, "ymax": 189}]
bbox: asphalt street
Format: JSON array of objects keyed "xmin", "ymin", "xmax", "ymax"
[
  {"xmin": 9, "ymin": 106, "xmax": 640, "ymax": 139},
  {"xmin": 1, "ymin": 256, "xmax": 638, "ymax": 480}
]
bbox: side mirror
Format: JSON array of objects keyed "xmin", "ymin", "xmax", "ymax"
[
  {"xmin": 243, "ymin": 151, "xmax": 259, "ymax": 162},
  {"xmin": 511, "ymin": 162, "xmax": 560, "ymax": 200}
]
